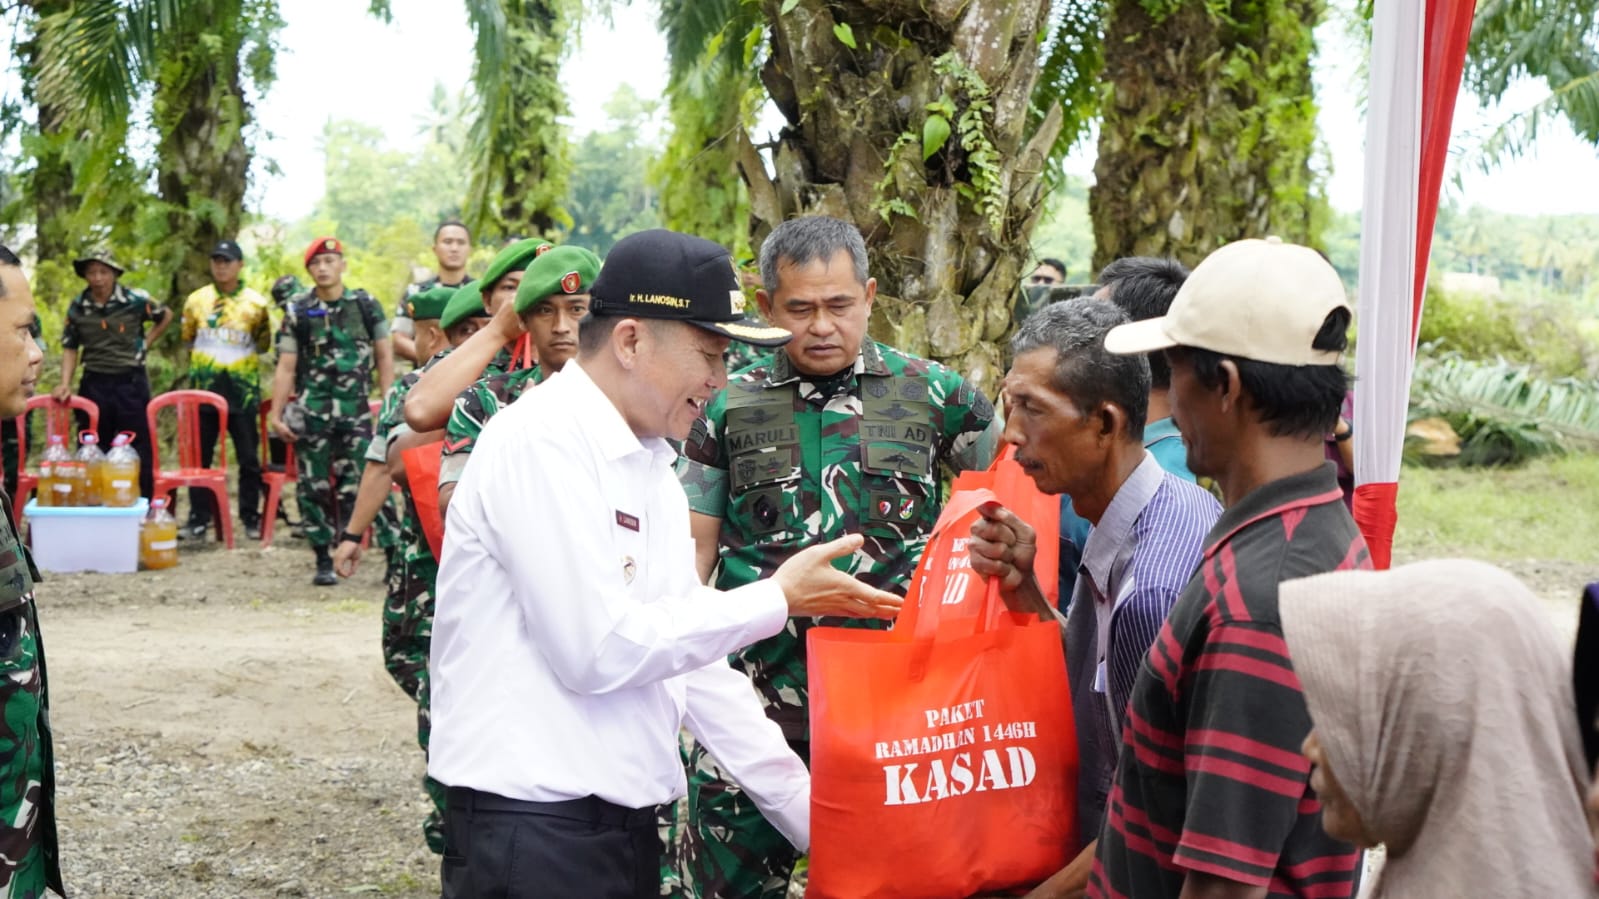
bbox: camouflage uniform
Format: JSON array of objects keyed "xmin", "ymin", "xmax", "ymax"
[
  {"xmin": 277, "ymin": 289, "xmax": 388, "ymax": 547},
  {"xmin": 675, "ymin": 340, "xmax": 1002, "ymax": 898},
  {"xmin": 367, "ymin": 349, "xmax": 451, "ymax": 852},
  {"xmin": 438, "ymin": 364, "xmax": 544, "ymax": 488},
  {"xmin": 0, "ymin": 489, "xmax": 63, "ymax": 899},
  {"xmin": 375, "ymin": 345, "xmax": 518, "ymax": 852}
]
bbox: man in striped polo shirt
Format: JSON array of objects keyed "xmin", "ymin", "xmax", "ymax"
[
  {"xmin": 1091, "ymin": 237, "xmax": 1371, "ymax": 899},
  {"xmin": 970, "ymin": 299, "xmax": 1221, "ymax": 897}
]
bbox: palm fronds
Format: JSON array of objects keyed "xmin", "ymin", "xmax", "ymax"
[{"xmin": 1410, "ymin": 347, "xmax": 1599, "ymax": 465}]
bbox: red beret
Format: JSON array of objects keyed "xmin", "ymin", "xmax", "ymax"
[{"xmin": 304, "ymin": 237, "xmax": 344, "ymax": 268}]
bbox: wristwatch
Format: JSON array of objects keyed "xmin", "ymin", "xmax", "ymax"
[{"xmin": 339, "ymin": 530, "xmax": 363, "ymax": 545}]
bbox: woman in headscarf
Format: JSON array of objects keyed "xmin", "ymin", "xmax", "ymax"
[{"xmin": 1280, "ymin": 558, "xmax": 1595, "ymax": 898}]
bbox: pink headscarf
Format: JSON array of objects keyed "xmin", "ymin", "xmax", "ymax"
[{"xmin": 1281, "ymin": 559, "xmax": 1595, "ymax": 898}]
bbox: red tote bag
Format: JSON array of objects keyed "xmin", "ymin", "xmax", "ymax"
[
  {"xmin": 951, "ymin": 444, "xmax": 1062, "ymax": 611},
  {"xmin": 807, "ymin": 488, "xmax": 1080, "ymax": 898},
  {"xmin": 400, "ymin": 440, "xmax": 446, "ymax": 561}
]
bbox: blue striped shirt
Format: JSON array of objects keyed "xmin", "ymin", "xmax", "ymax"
[{"xmin": 1064, "ymin": 451, "xmax": 1220, "ymax": 849}]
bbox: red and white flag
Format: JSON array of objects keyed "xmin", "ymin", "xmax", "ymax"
[{"xmin": 1353, "ymin": 0, "xmax": 1477, "ymax": 569}]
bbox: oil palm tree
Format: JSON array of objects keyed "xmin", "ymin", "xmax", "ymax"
[{"xmin": 27, "ymin": 0, "xmax": 281, "ymax": 299}]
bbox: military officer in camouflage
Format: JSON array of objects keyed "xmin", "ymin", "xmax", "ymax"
[
  {"xmin": 437, "ymin": 245, "xmax": 600, "ymax": 515},
  {"xmin": 676, "ymin": 216, "xmax": 1003, "ymax": 897},
  {"xmin": 269, "ymin": 237, "xmax": 396, "ymax": 585},
  {"xmin": 0, "ymin": 245, "xmax": 65, "ymax": 898},
  {"xmin": 333, "ymin": 282, "xmax": 486, "ymax": 854}
]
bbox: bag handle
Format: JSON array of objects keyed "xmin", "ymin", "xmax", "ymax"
[{"xmin": 894, "ymin": 487, "xmax": 998, "ymax": 639}]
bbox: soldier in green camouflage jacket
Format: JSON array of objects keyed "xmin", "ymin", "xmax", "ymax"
[
  {"xmin": 437, "ymin": 246, "xmax": 600, "ymax": 508},
  {"xmin": 0, "ymin": 246, "xmax": 64, "ymax": 898},
  {"xmin": 675, "ymin": 217, "xmax": 1002, "ymax": 898},
  {"xmin": 269, "ymin": 237, "xmax": 396, "ymax": 585}
]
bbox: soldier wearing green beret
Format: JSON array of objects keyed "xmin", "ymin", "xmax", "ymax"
[
  {"xmin": 401, "ymin": 239, "xmax": 553, "ymax": 433},
  {"xmin": 436, "ymin": 245, "xmax": 601, "ymax": 516},
  {"xmin": 674, "ymin": 216, "xmax": 1003, "ymax": 898},
  {"xmin": 330, "ymin": 282, "xmax": 486, "ymax": 855},
  {"xmin": 269, "ymin": 237, "xmax": 395, "ymax": 585}
]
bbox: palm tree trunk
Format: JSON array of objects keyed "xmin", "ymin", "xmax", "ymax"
[
  {"xmin": 1089, "ymin": 0, "xmax": 1324, "ymax": 271},
  {"xmin": 153, "ymin": 10, "xmax": 252, "ymax": 302},
  {"xmin": 743, "ymin": 0, "xmax": 1060, "ymax": 391},
  {"xmin": 17, "ymin": 0, "xmax": 74, "ymax": 264}
]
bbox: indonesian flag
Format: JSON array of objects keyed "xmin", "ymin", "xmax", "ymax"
[{"xmin": 1353, "ymin": 0, "xmax": 1477, "ymax": 569}]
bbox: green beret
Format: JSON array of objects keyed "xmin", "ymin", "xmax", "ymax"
[
  {"xmin": 405, "ymin": 285, "xmax": 456, "ymax": 323},
  {"xmin": 439, "ymin": 282, "xmax": 493, "ymax": 331},
  {"xmin": 438, "ymin": 238, "xmax": 555, "ymax": 331},
  {"xmin": 481, "ymin": 238, "xmax": 554, "ymax": 290},
  {"xmin": 514, "ymin": 246, "xmax": 602, "ymax": 315}
]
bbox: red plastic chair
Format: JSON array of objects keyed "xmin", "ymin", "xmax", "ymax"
[
  {"xmin": 258, "ymin": 398, "xmax": 299, "ymax": 547},
  {"xmin": 148, "ymin": 390, "xmax": 234, "ymax": 549},
  {"xmin": 11, "ymin": 395, "xmax": 100, "ymax": 526}
]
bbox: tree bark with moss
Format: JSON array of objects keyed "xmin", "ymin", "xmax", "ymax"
[
  {"xmin": 741, "ymin": 0, "xmax": 1061, "ymax": 392},
  {"xmin": 152, "ymin": 3, "xmax": 275, "ymax": 300},
  {"xmin": 1089, "ymin": 0, "xmax": 1325, "ymax": 272},
  {"xmin": 462, "ymin": 0, "xmax": 574, "ymax": 240}
]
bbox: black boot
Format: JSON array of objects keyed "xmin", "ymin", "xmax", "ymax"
[{"xmin": 312, "ymin": 544, "xmax": 337, "ymax": 586}]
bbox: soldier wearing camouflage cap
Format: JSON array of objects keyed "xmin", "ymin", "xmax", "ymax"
[
  {"xmin": 675, "ymin": 215, "xmax": 1003, "ymax": 898},
  {"xmin": 268, "ymin": 237, "xmax": 396, "ymax": 585},
  {"xmin": 437, "ymin": 244, "xmax": 601, "ymax": 516}
]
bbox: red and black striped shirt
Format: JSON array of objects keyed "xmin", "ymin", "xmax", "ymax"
[{"xmin": 1089, "ymin": 463, "xmax": 1369, "ymax": 899}]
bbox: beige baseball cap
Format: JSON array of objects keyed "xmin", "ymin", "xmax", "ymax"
[{"xmin": 1103, "ymin": 236, "xmax": 1350, "ymax": 366}]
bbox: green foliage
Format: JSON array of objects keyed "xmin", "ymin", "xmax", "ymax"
[
  {"xmin": 1461, "ymin": 0, "xmax": 1599, "ymax": 166},
  {"xmin": 1027, "ymin": 173, "xmax": 1095, "ymax": 281},
  {"xmin": 312, "ymin": 120, "xmax": 466, "ymax": 253},
  {"xmin": 565, "ymin": 86, "xmax": 664, "ymax": 255},
  {"xmin": 461, "ymin": 0, "xmax": 577, "ymax": 240},
  {"xmin": 1031, "ymin": 1, "xmax": 1107, "ymax": 179},
  {"xmin": 1410, "ymin": 348, "xmax": 1599, "ymax": 466},
  {"xmin": 652, "ymin": 0, "xmax": 762, "ymax": 253}
]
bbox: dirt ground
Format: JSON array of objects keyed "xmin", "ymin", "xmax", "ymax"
[
  {"xmin": 28, "ymin": 518, "xmax": 1594, "ymax": 899},
  {"xmin": 40, "ymin": 528, "xmax": 438, "ymax": 899}
]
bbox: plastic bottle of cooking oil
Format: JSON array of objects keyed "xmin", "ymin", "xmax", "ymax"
[
  {"xmin": 140, "ymin": 497, "xmax": 179, "ymax": 570},
  {"xmin": 76, "ymin": 432, "xmax": 106, "ymax": 506},
  {"xmin": 103, "ymin": 432, "xmax": 141, "ymax": 507},
  {"xmin": 38, "ymin": 435, "xmax": 73, "ymax": 508}
]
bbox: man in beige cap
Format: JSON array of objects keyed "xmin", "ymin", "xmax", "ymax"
[{"xmin": 1082, "ymin": 237, "xmax": 1372, "ymax": 899}]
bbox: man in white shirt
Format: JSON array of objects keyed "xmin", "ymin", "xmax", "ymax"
[{"xmin": 429, "ymin": 229, "xmax": 904, "ymax": 899}]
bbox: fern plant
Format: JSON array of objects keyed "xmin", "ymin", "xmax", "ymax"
[{"xmin": 1410, "ymin": 345, "xmax": 1599, "ymax": 466}]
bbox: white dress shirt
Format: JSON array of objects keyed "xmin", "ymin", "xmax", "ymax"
[{"xmin": 428, "ymin": 361, "xmax": 811, "ymax": 849}]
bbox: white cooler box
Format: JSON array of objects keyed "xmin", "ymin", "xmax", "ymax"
[{"xmin": 23, "ymin": 498, "xmax": 148, "ymax": 574}]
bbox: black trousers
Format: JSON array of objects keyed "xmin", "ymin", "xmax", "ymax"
[
  {"xmin": 442, "ymin": 787, "xmax": 661, "ymax": 899},
  {"xmin": 187, "ymin": 403, "xmax": 262, "ymax": 527},
  {"xmin": 76, "ymin": 369, "xmax": 154, "ymax": 498}
]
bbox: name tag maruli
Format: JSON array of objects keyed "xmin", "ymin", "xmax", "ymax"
[{"xmin": 615, "ymin": 511, "xmax": 640, "ymax": 532}]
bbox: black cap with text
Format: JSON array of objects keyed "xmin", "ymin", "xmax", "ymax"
[
  {"xmin": 588, "ymin": 229, "xmax": 792, "ymax": 347},
  {"xmin": 209, "ymin": 240, "xmax": 244, "ymax": 262}
]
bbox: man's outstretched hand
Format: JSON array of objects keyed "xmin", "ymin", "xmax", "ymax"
[{"xmin": 774, "ymin": 534, "xmax": 903, "ymax": 619}]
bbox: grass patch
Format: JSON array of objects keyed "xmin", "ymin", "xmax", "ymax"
[
  {"xmin": 323, "ymin": 598, "xmax": 376, "ymax": 615},
  {"xmin": 1396, "ymin": 452, "xmax": 1599, "ymax": 563}
]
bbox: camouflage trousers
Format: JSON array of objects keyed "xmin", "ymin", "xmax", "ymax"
[
  {"xmin": 295, "ymin": 415, "xmax": 370, "ymax": 547},
  {"xmin": 374, "ymin": 491, "xmax": 405, "ymax": 571},
  {"xmin": 0, "ymin": 604, "xmax": 55, "ymax": 898},
  {"xmin": 381, "ymin": 547, "xmax": 444, "ymax": 854},
  {"xmin": 681, "ymin": 741, "xmax": 803, "ymax": 899}
]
